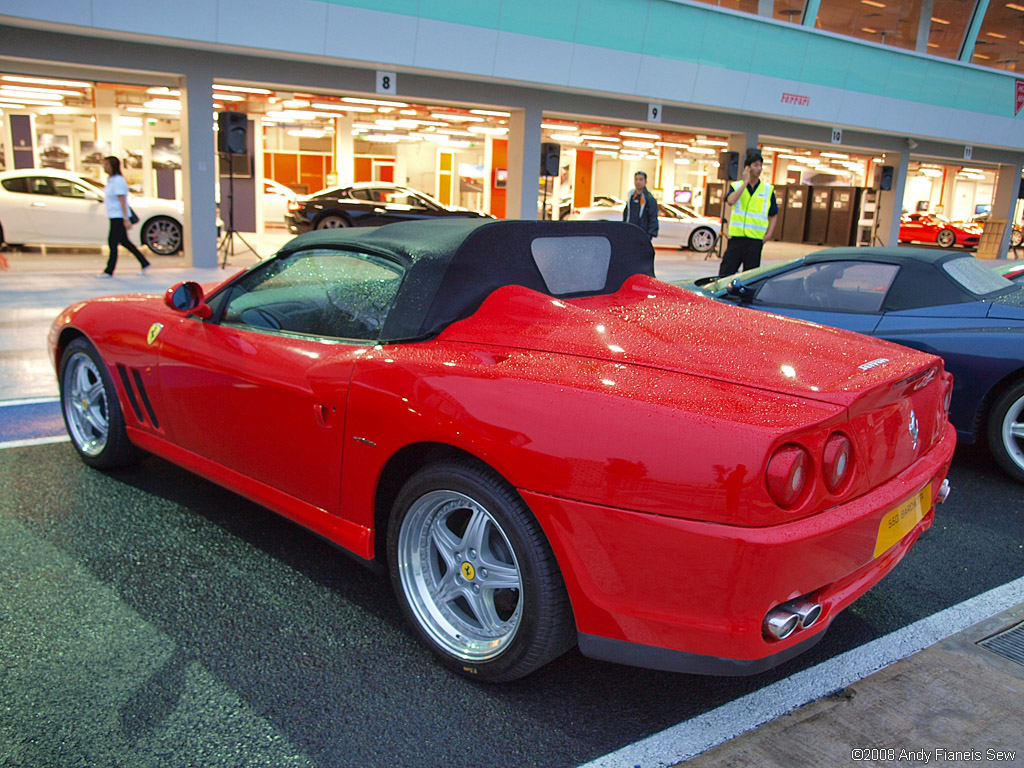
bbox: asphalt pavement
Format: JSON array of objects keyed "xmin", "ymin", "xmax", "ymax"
[{"xmin": 1, "ymin": 237, "xmax": 1022, "ymax": 767}]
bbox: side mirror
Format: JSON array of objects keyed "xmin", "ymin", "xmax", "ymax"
[
  {"xmin": 726, "ymin": 278, "xmax": 754, "ymax": 302},
  {"xmin": 165, "ymin": 281, "xmax": 212, "ymax": 319}
]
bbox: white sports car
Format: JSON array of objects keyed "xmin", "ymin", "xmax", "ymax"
[
  {"xmin": 0, "ymin": 168, "xmax": 184, "ymax": 255},
  {"xmin": 570, "ymin": 200, "xmax": 720, "ymax": 253}
]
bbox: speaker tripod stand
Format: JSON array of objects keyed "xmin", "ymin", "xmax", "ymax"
[{"xmin": 218, "ymin": 150, "xmax": 260, "ymax": 269}]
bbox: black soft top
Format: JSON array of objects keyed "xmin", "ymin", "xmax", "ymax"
[{"xmin": 276, "ymin": 218, "xmax": 656, "ymax": 341}]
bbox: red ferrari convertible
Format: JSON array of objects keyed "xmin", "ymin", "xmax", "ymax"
[
  {"xmin": 50, "ymin": 219, "xmax": 955, "ymax": 681},
  {"xmin": 899, "ymin": 212, "xmax": 981, "ymax": 248}
]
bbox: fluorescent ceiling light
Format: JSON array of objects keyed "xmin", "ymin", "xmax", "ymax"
[
  {"xmin": 470, "ymin": 109, "xmax": 510, "ymax": 117},
  {"xmin": 620, "ymin": 130, "xmax": 661, "ymax": 139},
  {"xmin": 581, "ymin": 135, "xmax": 619, "ymax": 142},
  {"xmin": 312, "ymin": 102, "xmax": 374, "ymax": 113},
  {"xmin": 622, "ymin": 140, "xmax": 655, "ymax": 148},
  {"xmin": 345, "ymin": 97, "xmax": 409, "ymax": 107},
  {"xmin": 542, "ymin": 123, "xmax": 577, "ymax": 131},
  {"xmin": 2, "ymin": 75, "xmax": 91, "ymax": 88},
  {"xmin": 214, "ymin": 84, "xmax": 272, "ymax": 94},
  {"xmin": 695, "ymin": 139, "xmax": 729, "ymax": 146}
]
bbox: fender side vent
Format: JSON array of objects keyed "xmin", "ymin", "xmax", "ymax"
[
  {"xmin": 978, "ymin": 621, "xmax": 1024, "ymax": 667},
  {"xmin": 116, "ymin": 364, "xmax": 145, "ymax": 422},
  {"xmin": 131, "ymin": 368, "xmax": 160, "ymax": 429}
]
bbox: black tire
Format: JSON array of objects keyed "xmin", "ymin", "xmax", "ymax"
[
  {"xmin": 316, "ymin": 214, "xmax": 350, "ymax": 230},
  {"xmin": 58, "ymin": 337, "xmax": 138, "ymax": 468},
  {"xmin": 936, "ymin": 228, "xmax": 956, "ymax": 248},
  {"xmin": 987, "ymin": 380, "xmax": 1024, "ymax": 484},
  {"xmin": 141, "ymin": 216, "xmax": 183, "ymax": 255},
  {"xmin": 689, "ymin": 226, "xmax": 717, "ymax": 253},
  {"xmin": 387, "ymin": 459, "xmax": 575, "ymax": 682}
]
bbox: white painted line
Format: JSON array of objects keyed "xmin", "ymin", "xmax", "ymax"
[
  {"xmin": 0, "ymin": 436, "xmax": 69, "ymax": 450},
  {"xmin": 0, "ymin": 397, "xmax": 60, "ymax": 408},
  {"xmin": 579, "ymin": 575, "xmax": 1024, "ymax": 768}
]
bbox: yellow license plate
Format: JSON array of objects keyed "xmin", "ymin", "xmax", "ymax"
[{"xmin": 874, "ymin": 484, "xmax": 933, "ymax": 559}]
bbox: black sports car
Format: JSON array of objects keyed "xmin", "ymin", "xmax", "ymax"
[{"xmin": 286, "ymin": 182, "xmax": 492, "ymax": 233}]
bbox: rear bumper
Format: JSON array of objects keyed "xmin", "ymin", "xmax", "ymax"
[{"xmin": 524, "ymin": 423, "xmax": 956, "ymax": 675}]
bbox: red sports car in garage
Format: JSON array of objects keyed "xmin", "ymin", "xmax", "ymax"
[
  {"xmin": 49, "ymin": 219, "xmax": 955, "ymax": 681},
  {"xmin": 899, "ymin": 212, "xmax": 981, "ymax": 248}
]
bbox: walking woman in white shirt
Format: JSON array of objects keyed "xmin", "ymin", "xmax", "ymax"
[{"xmin": 98, "ymin": 156, "xmax": 150, "ymax": 278}]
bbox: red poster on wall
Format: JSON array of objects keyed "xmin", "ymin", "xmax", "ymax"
[{"xmin": 1016, "ymin": 79, "xmax": 1024, "ymax": 116}]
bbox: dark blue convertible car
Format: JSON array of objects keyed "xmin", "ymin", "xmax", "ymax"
[{"xmin": 680, "ymin": 248, "xmax": 1024, "ymax": 483}]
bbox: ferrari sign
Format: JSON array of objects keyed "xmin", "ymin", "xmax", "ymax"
[{"xmin": 1016, "ymin": 79, "xmax": 1024, "ymax": 115}]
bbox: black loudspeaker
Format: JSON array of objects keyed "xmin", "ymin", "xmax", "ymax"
[
  {"xmin": 718, "ymin": 151, "xmax": 739, "ymax": 181},
  {"xmin": 879, "ymin": 165, "xmax": 894, "ymax": 191},
  {"xmin": 1018, "ymin": 177, "xmax": 1024, "ymax": 199},
  {"xmin": 541, "ymin": 142, "xmax": 560, "ymax": 177},
  {"xmin": 218, "ymin": 112, "xmax": 248, "ymax": 155}
]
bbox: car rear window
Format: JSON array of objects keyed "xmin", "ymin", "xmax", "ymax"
[
  {"xmin": 530, "ymin": 236, "xmax": 611, "ymax": 295},
  {"xmin": 943, "ymin": 257, "xmax": 1015, "ymax": 296},
  {"xmin": 1, "ymin": 177, "xmax": 28, "ymax": 193}
]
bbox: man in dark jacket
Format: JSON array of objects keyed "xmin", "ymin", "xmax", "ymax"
[{"xmin": 623, "ymin": 171, "xmax": 659, "ymax": 239}]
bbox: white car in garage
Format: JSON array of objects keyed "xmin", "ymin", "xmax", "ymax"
[
  {"xmin": 570, "ymin": 199, "xmax": 721, "ymax": 253},
  {"xmin": 0, "ymin": 168, "xmax": 185, "ymax": 255},
  {"xmin": 262, "ymin": 179, "xmax": 298, "ymax": 228}
]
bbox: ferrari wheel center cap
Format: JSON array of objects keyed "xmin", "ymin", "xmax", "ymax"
[{"xmin": 460, "ymin": 562, "xmax": 476, "ymax": 581}]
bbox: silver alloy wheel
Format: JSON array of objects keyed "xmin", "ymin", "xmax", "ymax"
[
  {"xmin": 62, "ymin": 351, "xmax": 109, "ymax": 457},
  {"xmin": 142, "ymin": 217, "xmax": 183, "ymax": 255},
  {"xmin": 396, "ymin": 489, "xmax": 523, "ymax": 661},
  {"xmin": 689, "ymin": 227, "xmax": 716, "ymax": 253},
  {"xmin": 316, "ymin": 215, "xmax": 348, "ymax": 229},
  {"xmin": 936, "ymin": 228, "xmax": 956, "ymax": 247},
  {"xmin": 1000, "ymin": 391, "xmax": 1024, "ymax": 475}
]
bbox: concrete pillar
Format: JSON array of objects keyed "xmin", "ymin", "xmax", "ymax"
[
  {"xmin": 179, "ymin": 66, "xmax": 219, "ymax": 268},
  {"xmin": 876, "ymin": 151, "xmax": 909, "ymax": 247},
  {"xmin": 991, "ymin": 160, "xmax": 1024, "ymax": 258},
  {"xmin": 507, "ymin": 102, "xmax": 543, "ymax": 219}
]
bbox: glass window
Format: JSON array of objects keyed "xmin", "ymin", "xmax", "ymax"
[
  {"xmin": 531, "ymin": 236, "xmax": 611, "ymax": 295},
  {"xmin": 1, "ymin": 177, "xmax": 28, "ymax": 193},
  {"xmin": 972, "ymin": 2, "xmax": 1024, "ymax": 71},
  {"xmin": 221, "ymin": 248, "xmax": 403, "ymax": 340},
  {"xmin": 50, "ymin": 178, "xmax": 92, "ymax": 199},
  {"xmin": 755, "ymin": 261, "xmax": 898, "ymax": 312},
  {"xmin": 942, "ymin": 257, "xmax": 1015, "ymax": 296},
  {"xmin": 26, "ymin": 177, "xmax": 55, "ymax": 195},
  {"xmin": 380, "ymin": 188, "xmax": 429, "ymax": 208}
]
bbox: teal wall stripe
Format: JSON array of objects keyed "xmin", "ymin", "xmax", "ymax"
[{"xmin": 313, "ymin": 0, "xmax": 1020, "ymax": 118}]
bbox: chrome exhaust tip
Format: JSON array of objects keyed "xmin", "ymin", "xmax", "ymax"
[
  {"xmin": 936, "ymin": 478, "xmax": 951, "ymax": 504},
  {"xmin": 763, "ymin": 608, "xmax": 800, "ymax": 640},
  {"xmin": 786, "ymin": 598, "xmax": 823, "ymax": 630}
]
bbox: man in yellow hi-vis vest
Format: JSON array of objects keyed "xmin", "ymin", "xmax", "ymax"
[{"xmin": 718, "ymin": 148, "xmax": 778, "ymax": 277}]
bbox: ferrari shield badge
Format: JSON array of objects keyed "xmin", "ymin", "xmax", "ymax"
[{"xmin": 147, "ymin": 323, "xmax": 164, "ymax": 346}]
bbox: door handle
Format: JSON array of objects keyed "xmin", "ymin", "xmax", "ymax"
[{"xmin": 31, "ymin": 202, "xmax": 46, "ymax": 207}]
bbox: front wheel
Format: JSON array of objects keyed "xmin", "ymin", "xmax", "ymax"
[
  {"xmin": 689, "ymin": 226, "xmax": 717, "ymax": 253},
  {"xmin": 936, "ymin": 228, "xmax": 956, "ymax": 248},
  {"xmin": 988, "ymin": 380, "xmax": 1024, "ymax": 484},
  {"xmin": 59, "ymin": 337, "xmax": 138, "ymax": 468},
  {"xmin": 141, "ymin": 216, "xmax": 183, "ymax": 255},
  {"xmin": 387, "ymin": 460, "xmax": 575, "ymax": 682}
]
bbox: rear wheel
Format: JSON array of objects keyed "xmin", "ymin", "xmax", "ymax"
[
  {"xmin": 387, "ymin": 460, "xmax": 575, "ymax": 682},
  {"xmin": 316, "ymin": 214, "xmax": 349, "ymax": 230},
  {"xmin": 59, "ymin": 337, "xmax": 137, "ymax": 468},
  {"xmin": 936, "ymin": 228, "xmax": 956, "ymax": 248},
  {"xmin": 988, "ymin": 380, "xmax": 1024, "ymax": 484},
  {"xmin": 689, "ymin": 226, "xmax": 717, "ymax": 253},
  {"xmin": 141, "ymin": 216, "xmax": 183, "ymax": 255}
]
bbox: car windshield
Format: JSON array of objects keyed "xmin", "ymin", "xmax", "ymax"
[
  {"xmin": 78, "ymin": 176, "xmax": 105, "ymax": 192},
  {"xmin": 698, "ymin": 257, "xmax": 804, "ymax": 294},
  {"xmin": 943, "ymin": 256, "xmax": 1016, "ymax": 296},
  {"xmin": 663, "ymin": 203, "xmax": 701, "ymax": 219}
]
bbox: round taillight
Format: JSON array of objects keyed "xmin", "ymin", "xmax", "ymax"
[
  {"xmin": 766, "ymin": 444, "xmax": 810, "ymax": 508},
  {"xmin": 822, "ymin": 432, "xmax": 853, "ymax": 493}
]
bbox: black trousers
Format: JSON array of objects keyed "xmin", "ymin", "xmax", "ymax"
[
  {"xmin": 104, "ymin": 218, "xmax": 150, "ymax": 275},
  {"xmin": 718, "ymin": 236, "xmax": 764, "ymax": 277}
]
